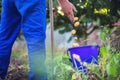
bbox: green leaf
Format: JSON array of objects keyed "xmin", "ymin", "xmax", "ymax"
[
  {"xmin": 100, "ymin": 31, "xmax": 106, "ymax": 40},
  {"xmin": 67, "ymin": 36, "xmax": 73, "ymax": 43},
  {"xmin": 63, "ymin": 54, "xmax": 70, "ymax": 59},
  {"xmin": 100, "ymin": 47, "xmax": 107, "ymax": 57},
  {"xmin": 71, "ymin": 73, "xmax": 79, "ymax": 80},
  {"xmin": 117, "ymin": 10, "xmax": 120, "ymax": 15},
  {"xmin": 106, "ymin": 45, "xmax": 111, "ymax": 52},
  {"xmin": 106, "ymin": 64, "xmax": 117, "ymax": 77}
]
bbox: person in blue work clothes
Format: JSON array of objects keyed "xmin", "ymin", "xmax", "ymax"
[{"xmin": 0, "ymin": 0, "xmax": 76, "ymax": 80}]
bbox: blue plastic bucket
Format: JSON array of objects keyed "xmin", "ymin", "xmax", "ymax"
[{"xmin": 67, "ymin": 45, "xmax": 100, "ymax": 72}]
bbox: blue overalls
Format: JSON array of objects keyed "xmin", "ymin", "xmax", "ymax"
[{"xmin": 0, "ymin": 0, "xmax": 47, "ymax": 80}]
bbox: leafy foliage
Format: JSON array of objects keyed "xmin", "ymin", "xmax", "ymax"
[
  {"xmin": 47, "ymin": 0, "xmax": 120, "ymax": 41},
  {"xmin": 53, "ymin": 28, "xmax": 120, "ymax": 80}
]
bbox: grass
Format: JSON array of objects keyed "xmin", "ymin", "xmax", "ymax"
[{"xmin": 10, "ymin": 48, "xmax": 66, "ymax": 80}]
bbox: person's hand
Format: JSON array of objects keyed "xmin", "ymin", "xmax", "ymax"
[{"xmin": 58, "ymin": 0, "xmax": 77, "ymax": 22}]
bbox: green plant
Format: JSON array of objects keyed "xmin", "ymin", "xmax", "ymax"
[
  {"xmin": 81, "ymin": 28, "xmax": 120, "ymax": 80},
  {"xmin": 52, "ymin": 28, "xmax": 120, "ymax": 80},
  {"xmin": 53, "ymin": 54, "xmax": 74, "ymax": 80}
]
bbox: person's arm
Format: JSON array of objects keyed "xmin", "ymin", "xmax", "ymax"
[{"xmin": 58, "ymin": 0, "xmax": 76, "ymax": 22}]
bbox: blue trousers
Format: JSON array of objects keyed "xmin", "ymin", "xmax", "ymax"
[{"xmin": 0, "ymin": 0, "xmax": 47, "ymax": 80}]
